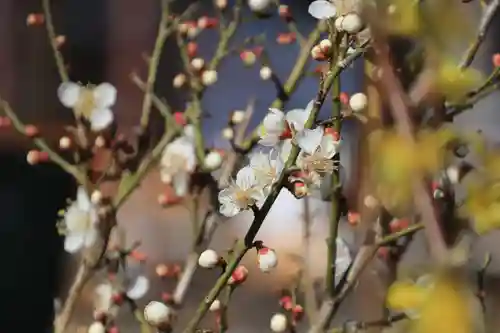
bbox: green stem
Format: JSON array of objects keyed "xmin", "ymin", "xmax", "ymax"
[
  {"xmin": 42, "ymin": 0, "xmax": 69, "ymax": 82},
  {"xmin": 139, "ymin": 0, "xmax": 171, "ymax": 130},
  {"xmin": 326, "ymin": 65, "xmax": 342, "ymax": 298},
  {"xmin": 181, "ymin": 63, "xmax": 341, "ymax": 333}
]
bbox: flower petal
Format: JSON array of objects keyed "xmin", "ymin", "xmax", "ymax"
[
  {"xmin": 258, "ymin": 133, "xmax": 281, "ymax": 147},
  {"xmin": 235, "ymin": 166, "xmax": 257, "ymax": 190},
  {"xmin": 58, "ymin": 82, "xmax": 82, "ymax": 108},
  {"xmin": 126, "ymin": 275, "xmax": 150, "ymax": 300},
  {"xmin": 90, "ymin": 108, "xmax": 114, "ymax": 131},
  {"xmin": 172, "ymin": 172, "xmax": 189, "ymax": 197},
  {"xmin": 250, "ymin": 151, "xmax": 271, "ymax": 170},
  {"xmin": 76, "ymin": 186, "xmax": 91, "ymax": 211},
  {"xmin": 95, "ymin": 283, "xmax": 113, "ymax": 312},
  {"xmin": 93, "ymin": 83, "xmax": 117, "ymax": 108},
  {"xmin": 263, "ymin": 109, "xmax": 286, "ymax": 131},
  {"xmin": 64, "ymin": 233, "xmax": 85, "ymax": 253},
  {"xmin": 319, "ymin": 135, "xmax": 340, "ymax": 158},
  {"xmin": 308, "ymin": 0, "xmax": 337, "ymax": 19},
  {"xmin": 183, "ymin": 125, "xmax": 196, "ymax": 140},
  {"xmin": 279, "ymin": 139, "xmax": 293, "ymax": 162},
  {"xmin": 84, "ymin": 228, "xmax": 99, "ymax": 247},
  {"xmin": 296, "ymin": 127, "xmax": 324, "ymax": 154}
]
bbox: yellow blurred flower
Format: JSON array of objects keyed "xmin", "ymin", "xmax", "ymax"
[
  {"xmin": 416, "ymin": 127, "xmax": 457, "ymax": 173},
  {"xmin": 434, "ymin": 60, "xmax": 483, "ymax": 103},
  {"xmin": 387, "ymin": 273, "xmax": 474, "ymax": 333},
  {"xmin": 463, "ymin": 181, "xmax": 500, "ymax": 234},
  {"xmin": 386, "ymin": 0, "xmax": 421, "ymax": 36}
]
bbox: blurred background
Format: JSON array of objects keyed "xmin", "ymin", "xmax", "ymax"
[{"xmin": 0, "ymin": 0, "xmax": 500, "ymax": 332}]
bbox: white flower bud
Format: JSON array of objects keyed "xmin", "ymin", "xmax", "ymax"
[
  {"xmin": 349, "ymin": 92, "xmax": 368, "ymax": 112},
  {"xmin": 144, "ymin": 301, "xmax": 171, "ymax": 327},
  {"xmin": 198, "ymin": 249, "xmax": 220, "ymax": 268},
  {"xmin": 173, "ymin": 73, "xmax": 187, "ymax": 88},
  {"xmin": 446, "ymin": 165, "xmax": 460, "ymax": 184},
  {"xmin": 341, "ymin": 13, "xmax": 363, "ymax": 34},
  {"xmin": 319, "ymin": 39, "xmax": 332, "ymax": 53},
  {"xmin": 204, "ymin": 151, "xmax": 223, "ymax": 170},
  {"xmin": 191, "ymin": 58, "xmax": 205, "ymax": 71},
  {"xmin": 257, "ymin": 247, "xmax": 278, "ymax": 272},
  {"xmin": 94, "ymin": 135, "xmax": 106, "ymax": 148},
  {"xmin": 59, "ymin": 136, "xmax": 71, "ymax": 150},
  {"xmin": 270, "ymin": 313, "xmax": 288, "ymax": 332},
  {"xmin": 335, "ymin": 16, "xmax": 345, "ymax": 31},
  {"xmin": 90, "ymin": 190, "xmax": 103, "ymax": 205},
  {"xmin": 248, "ymin": 0, "xmax": 272, "ymax": 12},
  {"xmin": 201, "ymin": 70, "xmax": 218, "ymax": 86},
  {"xmin": 311, "ymin": 45, "xmax": 325, "ymax": 61},
  {"xmin": 259, "ymin": 66, "xmax": 272, "ymax": 81},
  {"xmin": 231, "ymin": 110, "xmax": 246, "ymax": 124},
  {"xmin": 209, "ymin": 299, "xmax": 221, "ymax": 312},
  {"xmin": 363, "ymin": 195, "xmax": 378, "ymax": 208},
  {"xmin": 187, "ymin": 26, "xmax": 199, "ymax": 39},
  {"xmin": 222, "ymin": 127, "xmax": 234, "ymax": 140},
  {"xmin": 215, "ymin": 0, "xmax": 228, "ymax": 9},
  {"xmin": 88, "ymin": 322, "xmax": 106, "ymax": 333}
]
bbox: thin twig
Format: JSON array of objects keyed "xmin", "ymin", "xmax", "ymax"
[
  {"xmin": 459, "ymin": 0, "xmax": 500, "ymax": 69},
  {"xmin": 0, "ymin": 99, "xmax": 88, "ymax": 185},
  {"xmin": 139, "ymin": 0, "xmax": 198, "ymax": 130},
  {"xmin": 307, "ymin": 224, "xmax": 423, "ymax": 333},
  {"xmin": 42, "ymin": 0, "xmax": 69, "ymax": 82}
]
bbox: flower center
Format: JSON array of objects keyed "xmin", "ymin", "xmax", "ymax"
[
  {"xmin": 75, "ymin": 88, "xmax": 97, "ymax": 119},
  {"xmin": 67, "ymin": 208, "xmax": 92, "ymax": 233},
  {"xmin": 279, "ymin": 121, "xmax": 294, "ymax": 140},
  {"xmin": 302, "ymin": 154, "xmax": 335, "ymax": 174},
  {"xmin": 234, "ymin": 189, "xmax": 254, "ymax": 208}
]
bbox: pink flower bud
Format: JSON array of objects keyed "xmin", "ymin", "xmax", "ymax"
[
  {"xmin": 26, "ymin": 13, "xmax": 45, "ymax": 26},
  {"xmin": 187, "ymin": 42, "xmax": 198, "ymax": 58},
  {"xmin": 24, "ymin": 124, "xmax": 39, "ymax": 137},
  {"xmin": 257, "ymin": 247, "xmax": 278, "ymax": 272},
  {"xmin": 228, "ymin": 265, "xmax": 248, "ymax": 285}
]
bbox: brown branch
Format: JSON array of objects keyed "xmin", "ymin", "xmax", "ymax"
[{"xmin": 459, "ymin": 0, "xmax": 500, "ymax": 69}]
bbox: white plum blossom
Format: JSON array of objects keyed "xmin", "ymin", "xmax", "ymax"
[
  {"xmin": 94, "ymin": 275, "xmax": 149, "ymax": 314},
  {"xmin": 249, "ymin": 149, "xmax": 284, "ymax": 193},
  {"xmin": 63, "ymin": 187, "xmax": 99, "ymax": 253},
  {"xmin": 258, "ymin": 100, "xmax": 314, "ymax": 147},
  {"xmin": 257, "ymin": 247, "xmax": 278, "ymax": 272},
  {"xmin": 58, "ymin": 82, "xmax": 117, "ymax": 131},
  {"xmin": 308, "ymin": 0, "xmax": 337, "ymax": 19},
  {"xmin": 295, "ymin": 127, "xmax": 340, "ymax": 187},
  {"xmin": 218, "ymin": 166, "xmax": 265, "ymax": 217},
  {"xmin": 144, "ymin": 301, "xmax": 173, "ymax": 327},
  {"xmin": 270, "ymin": 313, "xmax": 288, "ymax": 332},
  {"xmin": 160, "ymin": 126, "xmax": 197, "ymax": 196}
]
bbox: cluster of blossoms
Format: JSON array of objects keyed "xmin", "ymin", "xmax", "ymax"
[{"xmin": 217, "ymin": 100, "xmax": 342, "ymax": 217}]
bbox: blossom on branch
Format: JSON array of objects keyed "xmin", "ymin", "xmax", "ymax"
[
  {"xmin": 58, "ymin": 82, "xmax": 117, "ymax": 131},
  {"xmin": 160, "ymin": 126, "xmax": 197, "ymax": 197},
  {"xmin": 63, "ymin": 187, "xmax": 99, "ymax": 253},
  {"xmin": 218, "ymin": 166, "xmax": 265, "ymax": 217}
]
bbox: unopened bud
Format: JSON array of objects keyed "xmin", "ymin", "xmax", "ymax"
[{"xmin": 259, "ymin": 66, "xmax": 272, "ymax": 80}]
